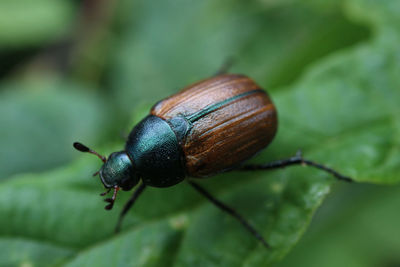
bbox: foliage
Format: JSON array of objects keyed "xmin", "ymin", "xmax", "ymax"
[{"xmin": 0, "ymin": 0, "xmax": 399, "ymax": 266}]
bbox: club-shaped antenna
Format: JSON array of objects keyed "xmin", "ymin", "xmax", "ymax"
[{"xmin": 73, "ymin": 142, "xmax": 106, "ymax": 163}]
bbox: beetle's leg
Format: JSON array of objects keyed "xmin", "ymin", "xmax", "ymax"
[
  {"xmin": 188, "ymin": 180, "xmax": 270, "ymax": 248},
  {"xmin": 239, "ymin": 150, "xmax": 352, "ymax": 182},
  {"xmin": 104, "ymin": 186, "xmax": 120, "ymax": 210},
  {"xmin": 214, "ymin": 57, "xmax": 235, "ymax": 76},
  {"xmin": 100, "ymin": 188, "xmax": 111, "ymax": 196},
  {"xmin": 115, "ymin": 182, "xmax": 147, "ymax": 233}
]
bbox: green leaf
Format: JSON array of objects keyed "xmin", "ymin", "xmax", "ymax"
[
  {"xmin": 0, "ymin": 154, "xmax": 334, "ymax": 266},
  {"xmin": 0, "ymin": 77, "xmax": 107, "ymax": 179},
  {"xmin": 108, "ymin": 0, "xmax": 369, "ymax": 115},
  {"xmin": 275, "ymin": 184, "xmax": 400, "ymax": 267},
  {"xmin": 0, "ymin": 0, "xmax": 75, "ymax": 48},
  {"xmin": 1, "ymin": 0, "xmax": 400, "ymax": 266},
  {"xmin": 0, "ymin": 238, "xmax": 73, "ymax": 267}
]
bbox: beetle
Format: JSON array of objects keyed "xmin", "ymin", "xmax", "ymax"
[{"xmin": 74, "ymin": 73, "xmax": 351, "ymax": 248}]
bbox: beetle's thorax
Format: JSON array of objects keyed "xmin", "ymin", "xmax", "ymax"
[{"xmin": 125, "ymin": 115, "xmax": 186, "ymax": 188}]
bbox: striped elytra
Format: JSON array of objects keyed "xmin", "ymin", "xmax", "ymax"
[{"xmin": 151, "ymin": 74, "xmax": 277, "ymax": 177}]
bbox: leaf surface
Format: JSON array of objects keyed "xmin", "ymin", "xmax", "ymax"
[{"xmin": 1, "ymin": 0, "xmax": 399, "ymax": 266}]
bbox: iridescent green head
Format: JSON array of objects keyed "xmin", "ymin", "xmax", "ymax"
[
  {"xmin": 73, "ymin": 142, "xmax": 140, "ymax": 210},
  {"xmin": 99, "ymin": 151, "xmax": 139, "ymax": 190}
]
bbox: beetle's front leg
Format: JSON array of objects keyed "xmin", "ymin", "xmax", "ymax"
[
  {"xmin": 238, "ymin": 150, "xmax": 353, "ymax": 182},
  {"xmin": 115, "ymin": 182, "xmax": 147, "ymax": 233}
]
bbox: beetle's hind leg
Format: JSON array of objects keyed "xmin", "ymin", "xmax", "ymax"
[
  {"xmin": 214, "ymin": 57, "xmax": 235, "ymax": 76},
  {"xmin": 115, "ymin": 182, "xmax": 147, "ymax": 233},
  {"xmin": 188, "ymin": 180, "xmax": 270, "ymax": 248},
  {"xmin": 239, "ymin": 150, "xmax": 353, "ymax": 182}
]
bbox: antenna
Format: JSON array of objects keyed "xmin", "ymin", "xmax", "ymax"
[{"xmin": 73, "ymin": 142, "xmax": 106, "ymax": 163}]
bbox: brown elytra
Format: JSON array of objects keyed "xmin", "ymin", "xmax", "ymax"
[{"xmin": 151, "ymin": 74, "xmax": 277, "ymax": 177}]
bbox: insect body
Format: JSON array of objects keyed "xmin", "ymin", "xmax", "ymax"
[{"xmin": 74, "ymin": 74, "xmax": 351, "ymax": 248}]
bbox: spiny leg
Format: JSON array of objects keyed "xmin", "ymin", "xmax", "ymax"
[
  {"xmin": 115, "ymin": 182, "xmax": 147, "ymax": 233},
  {"xmin": 188, "ymin": 180, "xmax": 270, "ymax": 248},
  {"xmin": 239, "ymin": 150, "xmax": 352, "ymax": 182}
]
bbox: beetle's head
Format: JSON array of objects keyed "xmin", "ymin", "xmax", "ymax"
[
  {"xmin": 73, "ymin": 142, "xmax": 140, "ymax": 210},
  {"xmin": 99, "ymin": 151, "xmax": 139, "ymax": 190}
]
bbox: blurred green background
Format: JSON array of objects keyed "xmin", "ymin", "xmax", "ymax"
[{"xmin": 1, "ymin": 0, "xmax": 399, "ymax": 266}]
